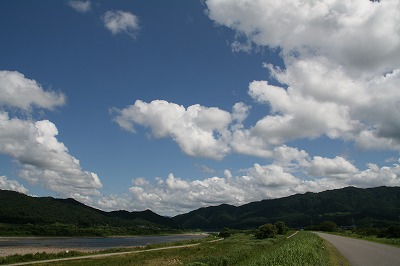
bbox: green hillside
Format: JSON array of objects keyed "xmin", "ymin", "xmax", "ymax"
[
  {"xmin": 1, "ymin": 186, "xmax": 399, "ymax": 235},
  {"xmin": 173, "ymin": 186, "xmax": 400, "ymax": 229},
  {"xmin": 0, "ymin": 190, "xmax": 176, "ymax": 236}
]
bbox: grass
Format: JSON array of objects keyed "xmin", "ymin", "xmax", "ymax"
[
  {"xmin": 3, "ymin": 231, "xmax": 349, "ymax": 266},
  {"xmin": 330, "ymin": 230, "xmax": 400, "ymax": 248},
  {"xmin": 0, "ymin": 236, "xmax": 214, "ymax": 265},
  {"xmin": 246, "ymin": 231, "xmax": 348, "ymax": 266}
]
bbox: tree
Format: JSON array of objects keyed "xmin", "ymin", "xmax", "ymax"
[
  {"xmin": 319, "ymin": 221, "xmax": 338, "ymax": 232},
  {"xmin": 218, "ymin": 228, "xmax": 232, "ymax": 238},
  {"xmin": 274, "ymin": 221, "xmax": 287, "ymax": 235},
  {"xmin": 255, "ymin": 223, "xmax": 278, "ymax": 239}
]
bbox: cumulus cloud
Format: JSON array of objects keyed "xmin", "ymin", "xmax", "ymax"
[
  {"xmin": 67, "ymin": 0, "xmax": 91, "ymax": 13},
  {"xmin": 104, "ymin": 0, "xmax": 400, "ymax": 214},
  {"xmin": 205, "ymin": 0, "xmax": 400, "ymax": 152},
  {"xmin": 0, "ymin": 70, "xmax": 102, "ymax": 198},
  {"xmin": 98, "ymin": 156, "xmax": 399, "ymax": 215},
  {"xmin": 103, "ymin": 10, "xmax": 140, "ymax": 38},
  {"xmin": 0, "ymin": 112, "xmax": 102, "ymax": 197},
  {"xmin": 307, "ymin": 156, "xmax": 359, "ymax": 178},
  {"xmin": 0, "ymin": 176, "xmax": 28, "ymax": 194},
  {"xmin": 113, "ymin": 100, "xmax": 233, "ymax": 159},
  {"xmin": 206, "ymin": 0, "xmax": 400, "ymax": 75},
  {"xmin": 0, "ymin": 70, "xmax": 65, "ymax": 111},
  {"xmin": 115, "ymin": 1, "xmax": 400, "ymax": 162}
]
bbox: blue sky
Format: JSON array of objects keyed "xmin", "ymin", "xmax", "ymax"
[{"xmin": 1, "ymin": 0, "xmax": 400, "ymax": 215}]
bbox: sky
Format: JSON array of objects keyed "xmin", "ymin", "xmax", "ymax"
[{"xmin": 0, "ymin": 0, "xmax": 400, "ymax": 216}]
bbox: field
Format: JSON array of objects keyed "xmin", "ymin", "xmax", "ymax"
[{"xmin": 1, "ymin": 231, "xmax": 348, "ymax": 265}]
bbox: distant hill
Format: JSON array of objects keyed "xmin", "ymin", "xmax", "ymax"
[
  {"xmin": 1, "ymin": 186, "xmax": 399, "ymax": 235},
  {"xmin": 0, "ymin": 190, "xmax": 176, "ymax": 235},
  {"xmin": 172, "ymin": 186, "xmax": 400, "ymax": 229}
]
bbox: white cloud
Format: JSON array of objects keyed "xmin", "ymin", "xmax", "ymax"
[
  {"xmin": 307, "ymin": 156, "xmax": 359, "ymax": 178},
  {"xmin": 352, "ymin": 163, "xmax": 400, "ymax": 188},
  {"xmin": 103, "ymin": 10, "xmax": 140, "ymax": 38},
  {"xmin": 205, "ymin": 0, "xmax": 400, "ymax": 152},
  {"xmin": 93, "ymin": 157, "xmax": 399, "ymax": 216},
  {"xmin": 0, "ymin": 176, "xmax": 28, "ymax": 194},
  {"xmin": 0, "ymin": 70, "xmax": 65, "ymax": 111},
  {"xmin": 103, "ymin": 0, "xmax": 400, "ymax": 214},
  {"xmin": 272, "ymin": 145, "xmax": 310, "ymax": 172},
  {"xmin": 113, "ymin": 100, "xmax": 233, "ymax": 160},
  {"xmin": 232, "ymin": 102, "xmax": 250, "ymax": 124},
  {"xmin": 248, "ymin": 77, "xmax": 357, "ymax": 143},
  {"xmin": 206, "ymin": 0, "xmax": 400, "ymax": 76},
  {"xmin": 67, "ymin": 0, "xmax": 91, "ymax": 13},
  {"xmin": 0, "ymin": 112, "xmax": 102, "ymax": 197},
  {"xmin": 0, "ymin": 70, "xmax": 101, "ymax": 198}
]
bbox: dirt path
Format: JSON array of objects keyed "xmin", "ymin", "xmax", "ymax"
[
  {"xmin": 315, "ymin": 232, "xmax": 400, "ymax": 266},
  {"xmin": 4, "ymin": 238, "xmax": 224, "ymax": 266}
]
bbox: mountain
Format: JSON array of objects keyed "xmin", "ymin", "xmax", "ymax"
[
  {"xmin": 1, "ymin": 186, "xmax": 399, "ymax": 235},
  {"xmin": 0, "ymin": 190, "xmax": 175, "ymax": 231},
  {"xmin": 172, "ymin": 186, "xmax": 400, "ymax": 229}
]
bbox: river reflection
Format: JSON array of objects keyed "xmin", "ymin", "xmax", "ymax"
[{"xmin": 0, "ymin": 234, "xmax": 206, "ymax": 250}]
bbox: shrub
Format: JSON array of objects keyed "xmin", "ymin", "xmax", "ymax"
[
  {"xmin": 218, "ymin": 228, "xmax": 232, "ymax": 238},
  {"xmin": 274, "ymin": 221, "xmax": 287, "ymax": 235},
  {"xmin": 386, "ymin": 225, "xmax": 400, "ymax": 238},
  {"xmin": 255, "ymin": 224, "xmax": 278, "ymax": 239}
]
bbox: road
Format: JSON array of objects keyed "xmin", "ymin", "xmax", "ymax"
[{"xmin": 315, "ymin": 232, "xmax": 400, "ymax": 266}]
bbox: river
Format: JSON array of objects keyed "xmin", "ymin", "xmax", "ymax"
[{"xmin": 0, "ymin": 234, "xmax": 207, "ymax": 250}]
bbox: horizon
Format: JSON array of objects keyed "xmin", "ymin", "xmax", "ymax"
[
  {"xmin": 1, "ymin": 185, "xmax": 397, "ymax": 217},
  {"xmin": 1, "ymin": 0, "xmax": 400, "ymax": 216}
]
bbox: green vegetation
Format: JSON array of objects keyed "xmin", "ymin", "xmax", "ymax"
[
  {"xmin": 0, "ymin": 223, "xmax": 182, "ymax": 237},
  {"xmin": 247, "ymin": 231, "xmax": 347, "ymax": 266},
  {"xmin": 274, "ymin": 221, "xmax": 287, "ymax": 235},
  {"xmin": 0, "ymin": 190, "xmax": 178, "ymax": 236},
  {"xmin": 308, "ymin": 220, "xmax": 338, "ymax": 232},
  {"xmin": 255, "ymin": 223, "xmax": 278, "ymax": 239},
  {"xmin": 330, "ymin": 226, "xmax": 400, "ymax": 248},
  {"xmin": 0, "ymin": 250, "xmax": 85, "ymax": 265},
  {"xmin": 1, "ymin": 186, "xmax": 400, "ymax": 236},
  {"xmin": 0, "ymin": 231, "xmax": 346, "ymax": 266},
  {"xmin": 173, "ymin": 186, "xmax": 400, "ymax": 229}
]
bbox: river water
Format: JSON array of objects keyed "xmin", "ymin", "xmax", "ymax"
[{"xmin": 0, "ymin": 234, "xmax": 206, "ymax": 250}]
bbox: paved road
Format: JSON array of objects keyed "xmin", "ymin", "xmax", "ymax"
[{"xmin": 315, "ymin": 232, "xmax": 400, "ymax": 266}]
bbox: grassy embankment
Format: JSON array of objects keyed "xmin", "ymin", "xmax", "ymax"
[
  {"xmin": 1, "ymin": 231, "xmax": 348, "ymax": 266},
  {"xmin": 330, "ymin": 230, "xmax": 400, "ymax": 248}
]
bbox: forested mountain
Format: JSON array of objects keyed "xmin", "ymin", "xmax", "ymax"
[
  {"xmin": 1, "ymin": 186, "xmax": 399, "ymax": 235},
  {"xmin": 0, "ymin": 189, "xmax": 176, "ymax": 235},
  {"xmin": 172, "ymin": 186, "xmax": 400, "ymax": 229}
]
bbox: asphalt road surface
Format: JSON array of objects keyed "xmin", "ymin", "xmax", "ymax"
[{"xmin": 315, "ymin": 232, "xmax": 400, "ymax": 266}]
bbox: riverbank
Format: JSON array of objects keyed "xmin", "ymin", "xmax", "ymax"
[
  {"xmin": 0, "ymin": 234, "xmax": 208, "ymax": 257},
  {"xmin": 0, "ymin": 246, "xmax": 93, "ymax": 257}
]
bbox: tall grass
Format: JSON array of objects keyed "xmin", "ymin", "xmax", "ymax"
[
  {"xmin": 246, "ymin": 231, "xmax": 329, "ymax": 266},
  {"xmin": 1, "ymin": 232, "xmax": 345, "ymax": 265}
]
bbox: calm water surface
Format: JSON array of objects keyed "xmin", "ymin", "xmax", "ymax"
[{"xmin": 0, "ymin": 234, "xmax": 206, "ymax": 250}]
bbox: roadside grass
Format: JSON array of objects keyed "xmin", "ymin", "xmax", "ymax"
[
  {"xmin": 246, "ymin": 231, "xmax": 348, "ymax": 266},
  {"xmin": 7, "ymin": 233, "xmax": 286, "ymax": 266},
  {"xmin": 321, "ymin": 237, "xmax": 350, "ymax": 266},
  {"xmin": 331, "ymin": 231, "xmax": 400, "ymax": 248}
]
